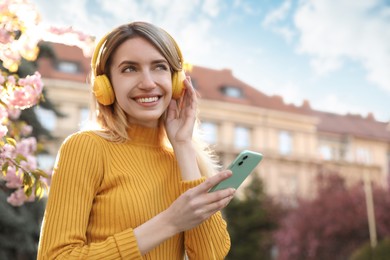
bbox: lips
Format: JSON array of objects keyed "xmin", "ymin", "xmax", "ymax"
[{"xmin": 134, "ymin": 96, "xmax": 160, "ymax": 103}]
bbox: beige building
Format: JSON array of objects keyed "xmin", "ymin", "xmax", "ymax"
[{"xmin": 36, "ymin": 42, "xmax": 390, "ymax": 201}]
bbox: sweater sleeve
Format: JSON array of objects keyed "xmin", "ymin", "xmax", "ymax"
[
  {"xmin": 37, "ymin": 133, "xmax": 142, "ymax": 260},
  {"xmin": 180, "ymin": 178, "xmax": 231, "ymax": 260}
]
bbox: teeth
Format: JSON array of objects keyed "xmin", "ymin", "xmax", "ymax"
[{"xmin": 136, "ymin": 97, "xmax": 159, "ymax": 103}]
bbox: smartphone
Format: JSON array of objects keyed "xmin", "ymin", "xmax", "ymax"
[{"xmin": 208, "ymin": 150, "xmax": 263, "ymax": 192}]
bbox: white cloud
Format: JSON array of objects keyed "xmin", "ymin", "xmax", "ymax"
[
  {"xmin": 310, "ymin": 57, "xmax": 343, "ymax": 76},
  {"xmin": 262, "ymin": 0, "xmax": 292, "ymax": 27},
  {"xmin": 233, "ymin": 0, "xmax": 258, "ymax": 15},
  {"xmin": 34, "ymin": 0, "xmax": 226, "ymax": 63},
  {"xmin": 264, "ymin": 80, "xmax": 305, "ymax": 106},
  {"xmin": 273, "ymin": 26, "xmax": 295, "ymax": 43},
  {"xmin": 262, "ymin": 0, "xmax": 294, "ymax": 42},
  {"xmin": 35, "ymin": 0, "xmax": 111, "ymax": 38},
  {"xmin": 276, "ymin": 81, "xmax": 305, "ymax": 106},
  {"xmin": 202, "ymin": 0, "xmax": 222, "ymax": 17},
  {"xmin": 294, "ymin": 0, "xmax": 390, "ymax": 92}
]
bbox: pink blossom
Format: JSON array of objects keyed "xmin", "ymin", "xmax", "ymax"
[
  {"xmin": 7, "ymin": 108, "xmax": 21, "ymax": 119},
  {"xmin": 0, "ymin": 29, "xmax": 12, "ymax": 44},
  {"xmin": 19, "ymin": 154, "xmax": 38, "ymax": 172},
  {"xmin": 2, "ymin": 72, "xmax": 44, "ymax": 109},
  {"xmin": 7, "ymin": 75, "xmax": 16, "ymax": 85},
  {"xmin": 18, "ymin": 72, "xmax": 44, "ymax": 92},
  {"xmin": 0, "ymin": 74, "xmax": 5, "ymax": 84},
  {"xmin": 0, "ymin": 105, "xmax": 8, "ymax": 123},
  {"xmin": 3, "ymin": 165, "xmax": 22, "ymax": 189},
  {"xmin": 1, "ymin": 143, "xmax": 15, "ymax": 159},
  {"xmin": 0, "ymin": 124, "xmax": 7, "ymax": 138},
  {"xmin": 7, "ymin": 188, "xmax": 30, "ymax": 207},
  {"xmin": 7, "ymin": 86, "xmax": 38, "ymax": 108},
  {"xmin": 21, "ymin": 124, "xmax": 33, "ymax": 136},
  {"xmin": 16, "ymin": 136, "xmax": 37, "ymax": 156}
]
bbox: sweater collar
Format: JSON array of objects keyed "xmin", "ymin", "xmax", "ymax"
[{"xmin": 126, "ymin": 124, "xmax": 164, "ymax": 146}]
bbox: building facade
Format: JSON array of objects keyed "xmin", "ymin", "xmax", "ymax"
[{"xmin": 36, "ymin": 42, "xmax": 390, "ymax": 202}]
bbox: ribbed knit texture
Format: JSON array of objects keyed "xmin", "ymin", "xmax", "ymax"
[{"xmin": 37, "ymin": 125, "xmax": 230, "ymax": 259}]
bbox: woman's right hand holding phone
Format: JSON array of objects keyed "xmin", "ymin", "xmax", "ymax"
[
  {"xmin": 134, "ymin": 170, "xmax": 235, "ymax": 255},
  {"xmin": 164, "ymin": 170, "xmax": 236, "ymax": 233}
]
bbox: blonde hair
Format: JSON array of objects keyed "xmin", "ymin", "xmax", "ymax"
[{"xmin": 90, "ymin": 21, "xmax": 220, "ymax": 177}]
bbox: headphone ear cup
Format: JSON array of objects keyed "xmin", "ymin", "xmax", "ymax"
[
  {"xmin": 172, "ymin": 70, "xmax": 186, "ymax": 100},
  {"xmin": 93, "ymin": 75, "xmax": 115, "ymax": 105}
]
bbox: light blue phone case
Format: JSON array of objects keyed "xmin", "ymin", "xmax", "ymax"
[{"xmin": 209, "ymin": 150, "xmax": 263, "ymax": 192}]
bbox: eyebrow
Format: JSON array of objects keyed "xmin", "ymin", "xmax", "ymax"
[{"xmin": 117, "ymin": 59, "xmax": 169, "ymax": 68}]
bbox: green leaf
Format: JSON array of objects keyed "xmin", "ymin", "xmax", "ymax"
[
  {"xmin": 15, "ymin": 154, "xmax": 27, "ymax": 164},
  {"xmin": 24, "ymin": 185, "xmax": 33, "ymax": 197},
  {"xmin": 35, "ymin": 181, "xmax": 44, "ymax": 199},
  {"xmin": 23, "ymin": 173, "xmax": 32, "ymax": 187},
  {"xmin": 33, "ymin": 169, "xmax": 49, "ymax": 179},
  {"xmin": 5, "ymin": 137, "xmax": 17, "ymax": 147},
  {"xmin": 1, "ymin": 161, "xmax": 9, "ymax": 176}
]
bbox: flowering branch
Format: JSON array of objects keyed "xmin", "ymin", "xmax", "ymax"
[{"xmin": 1, "ymin": 0, "xmax": 94, "ymax": 206}]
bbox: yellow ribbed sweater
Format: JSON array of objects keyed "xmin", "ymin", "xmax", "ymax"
[{"xmin": 37, "ymin": 125, "xmax": 230, "ymax": 259}]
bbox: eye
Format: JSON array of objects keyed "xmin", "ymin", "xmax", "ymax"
[
  {"xmin": 155, "ymin": 63, "xmax": 169, "ymax": 71},
  {"xmin": 122, "ymin": 65, "xmax": 137, "ymax": 73}
]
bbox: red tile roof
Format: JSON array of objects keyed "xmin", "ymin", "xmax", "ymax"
[
  {"xmin": 311, "ymin": 110, "xmax": 390, "ymax": 142},
  {"xmin": 186, "ymin": 66, "xmax": 310, "ymax": 115}
]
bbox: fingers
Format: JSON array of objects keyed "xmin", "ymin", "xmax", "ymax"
[
  {"xmin": 196, "ymin": 170, "xmax": 233, "ymax": 194},
  {"xmin": 191, "ymin": 191, "xmax": 235, "ymax": 221},
  {"xmin": 206, "ymin": 193, "xmax": 234, "ymax": 213},
  {"xmin": 165, "ymin": 100, "xmax": 178, "ymax": 121},
  {"xmin": 187, "ymin": 77, "xmax": 197, "ymax": 107},
  {"xmin": 175, "ymin": 77, "xmax": 196, "ymax": 118}
]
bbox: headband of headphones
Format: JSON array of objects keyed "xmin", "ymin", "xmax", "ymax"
[{"xmin": 91, "ymin": 33, "xmax": 109, "ymax": 74}]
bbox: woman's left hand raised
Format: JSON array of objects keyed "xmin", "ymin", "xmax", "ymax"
[{"xmin": 165, "ymin": 76, "xmax": 197, "ymax": 146}]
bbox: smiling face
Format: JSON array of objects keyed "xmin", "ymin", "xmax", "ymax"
[{"xmin": 109, "ymin": 36, "xmax": 173, "ymax": 128}]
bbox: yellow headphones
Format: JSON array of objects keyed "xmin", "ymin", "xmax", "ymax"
[{"xmin": 91, "ymin": 33, "xmax": 186, "ymax": 106}]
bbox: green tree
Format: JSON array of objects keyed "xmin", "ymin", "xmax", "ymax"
[
  {"xmin": 349, "ymin": 238, "xmax": 390, "ymax": 260},
  {"xmin": 224, "ymin": 174, "xmax": 282, "ymax": 260}
]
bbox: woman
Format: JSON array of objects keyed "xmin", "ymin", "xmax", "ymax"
[{"xmin": 37, "ymin": 21, "xmax": 235, "ymax": 259}]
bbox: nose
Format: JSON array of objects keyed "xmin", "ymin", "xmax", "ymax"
[{"xmin": 138, "ymin": 71, "xmax": 157, "ymax": 90}]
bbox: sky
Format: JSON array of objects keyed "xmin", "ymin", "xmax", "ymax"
[{"xmin": 34, "ymin": 0, "xmax": 390, "ymax": 122}]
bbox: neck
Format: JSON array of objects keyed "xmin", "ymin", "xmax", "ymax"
[{"xmin": 126, "ymin": 124, "xmax": 165, "ymax": 147}]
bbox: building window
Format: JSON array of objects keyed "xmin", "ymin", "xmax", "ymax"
[
  {"xmin": 200, "ymin": 121, "xmax": 218, "ymax": 144},
  {"xmin": 356, "ymin": 148, "xmax": 371, "ymax": 164},
  {"xmin": 234, "ymin": 126, "xmax": 250, "ymax": 148},
  {"xmin": 319, "ymin": 145, "xmax": 332, "ymax": 160},
  {"xmin": 35, "ymin": 106, "xmax": 57, "ymax": 131},
  {"xmin": 220, "ymin": 86, "xmax": 243, "ymax": 98},
  {"xmin": 57, "ymin": 61, "xmax": 80, "ymax": 74},
  {"xmin": 279, "ymin": 130, "xmax": 292, "ymax": 155}
]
